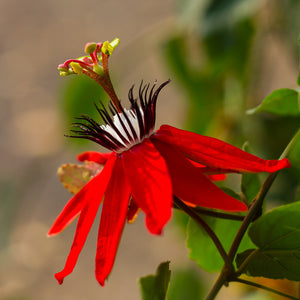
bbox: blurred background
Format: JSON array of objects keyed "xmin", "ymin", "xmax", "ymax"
[{"xmin": 0, "ymin": 0, "xmax": 299, "ymax": 299}]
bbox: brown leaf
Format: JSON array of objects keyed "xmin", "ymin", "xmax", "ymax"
[{"xmin": 57, "ymin": 161, "xmax": 103, "ymax": 194}]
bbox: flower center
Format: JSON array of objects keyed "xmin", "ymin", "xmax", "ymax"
[
  {"xmin": 100, "ymin": 108, "xmax": 150, "ymax": 153},
  {"xmin": 68, "ymin": 80, "xmax": 170, "ymax": 153}
]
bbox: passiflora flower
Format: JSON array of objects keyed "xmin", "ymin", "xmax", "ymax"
[{"xmin": 49, "ymin": 39, "xmax": 291, "ymax": 286}]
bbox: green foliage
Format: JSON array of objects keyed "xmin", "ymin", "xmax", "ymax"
[
  {"xmin": 236, "ymin": 202, "xmax": 300, "ymax": 281},
  {"xmin": 167, "ymin": 268, "xmax": 204, "ymax": 300},
  {"xmin": 241, "ymin": 173, "xmax": 261, "ymax": 203},
  {"xmin": 247, "ymin": 88, "xmax": 300, "ymax": 116},
  {"xmin": 139, "ymin": 261, "xmax": 171, "ymax": 300},
  {"xmin": 59, "ymin": 75, "xmax": 107, "ymax": 146},
  {"xmin": 187, "ymin": 214, "xmax": 253, "ymax": 272}
]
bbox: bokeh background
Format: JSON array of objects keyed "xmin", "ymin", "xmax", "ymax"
[{"xmin": 0, "ymin": 0, "xmax": 299, "ymax": 299}]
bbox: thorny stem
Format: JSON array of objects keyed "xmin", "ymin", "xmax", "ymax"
[
  {"xmin": 205, "ymin": 129, "xmax": 300, "ymax": 300},
  {"xmin": 173, "ymin": 196, "xmax": 235, "ymax": 274}
]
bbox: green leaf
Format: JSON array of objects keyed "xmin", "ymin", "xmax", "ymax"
[
  {"xmin": 236, "ymin": 202, "xmax": 300, "ymax": 281},
  {"xmin": 247, "ymin": 88, "xmax": 300, "ymax": 116},
  {"xmin": 139, "ymin": 261, "xmax": 171, "ymax": 300},
  {"xmin": 57, "ymin": 162, "xmax": 103, "ymax": 194},
  {"xmin": 167, "ymin": 268, "xmax": 204, "ymax": 300},
  {"xmin": 241, "ymin": 173, "xmax": 261, "ymax": 203},
  {"xmin": 187, "ymin": 214, "xmax": 253, "ymax": 272}
]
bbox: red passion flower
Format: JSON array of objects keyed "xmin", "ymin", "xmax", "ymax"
[
  {"xmin": 49, "ymin": 39, "xmax": 290, "ymax": 286},
  {"xmin": 48, "ymin": 80, "xmax": 290, "ymax": 286}
]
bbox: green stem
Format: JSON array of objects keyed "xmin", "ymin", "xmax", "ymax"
[
  {"xmin": 205, "ymin": 270, "xmax": 228, "ymax": 300},
  {"xmin": 101, "ymin": 53, "xmax": 122, "ymax": 112},
  {"xmin": 233, "ymin": 278, "xmax": 300, "ymax": 300},
  {"xmin": 173, "ymin": 205, "xmax": 245, "ymax": 221},
  {"xmin": 193, "ymin": 206, "xmax": 245, "ymax": 221},
  {"xmin": 173, "ymin": 196, "xmax": 234, "ymax": 273}
]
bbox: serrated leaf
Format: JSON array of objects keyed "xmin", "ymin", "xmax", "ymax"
[
  {"xmin": 187, "ymin": 213, "xmax": 253, "ymax": 272},
  {"xmin": 139, "ymin": 261, "xmax": 171, "ymax": 300},
  {"xmin": 247, "ymin": 88, "xmax": 300, "ymax": 116},
  {"xmin": 236, "ymin": 202, "xmax": 300, "ymax": 281},
  {"xmin": 57, "ymin": 162, "xmax": 103, "ymax": 194}
]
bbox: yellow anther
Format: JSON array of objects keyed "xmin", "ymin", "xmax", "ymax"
[
  {"xmin": 70, "ymin": 62, "xmax": 83, "ymax": 75},
  {"xmin": 102, "ymin": 41, "xmax": 114, "ymax": 56}
]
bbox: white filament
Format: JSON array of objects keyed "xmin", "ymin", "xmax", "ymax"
[{"xmin": 100, "ymin": 108, "xmax": 144, "ymax": 150}]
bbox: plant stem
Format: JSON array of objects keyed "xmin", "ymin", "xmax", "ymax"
[
  {"xmin": 101, "ymin": 53, "xmax": 122, "ymax": 112},
  {"xmin": 205, "ymin": 270, "xmax": 228, "ymax": 300},
  {"xmin": 173, "ymin": 196, "xmax": 234, "ymax": 273},
  {"xmin": 233, "ymin": 278, "xmax": 300, "ymax": 300},
  {"xmin": 173, "ymin": 205, "xmax": 245, "ymax": 221},
  {"xmin": 193, "ymin": 206, "xmax": 245, "ymax": 221}
]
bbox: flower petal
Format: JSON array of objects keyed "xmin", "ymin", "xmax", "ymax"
[
  {"xmin": 155, "ymin": 125, "xmax": 291, "ymax": 173},
  {"xmin": 153, "ymin": 140, "xmax": 247, "ymax": 212},
  {"xmin": 95, "ymin": 158, "xmax": 131, "ymax": 286},
  {"xmin": 52, "ymin": 154, "xmax": 117, "ymax": 284},
  {"xmin": 48, "ymin": 153, "xmax": 115, "ymax": 236},
  {"xmin": 77, "ymin": 151, "xmax": 112, "ymax": 164},
  {"xmin": 122, "ymin": 139, "xmax": 173, "ymax": 234}
]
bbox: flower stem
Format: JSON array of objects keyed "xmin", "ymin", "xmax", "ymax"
[
  {"xmin": 173, "ymin": 196, "xmax": 234, "ymax": 273},
  {"xmin": 233, "ymin": 278, "xmax": 300, "ymax": 300},
  {"xmin": 101, "ymin": 53, "xmax": 122, "ymax": 112},
  {"xmin": 193, "ymin": 207, "xmax": 245, "ymax": 221}
]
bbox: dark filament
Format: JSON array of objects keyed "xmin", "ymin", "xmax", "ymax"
[{"xmin": 67, "ymin": 80, "xmax": 171, "ymax": 152}]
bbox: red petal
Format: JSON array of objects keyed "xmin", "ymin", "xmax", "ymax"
[
  {"xmin": 208, "ymin": 174, "xmax": 226, "ymax": 181},
  {"xmin": 153, "ymin": 140, "xmax": 247, "ymax": 212},
  {"xmin": 77, "ymin": 151, "xmax": 112, "ymax": 164},
  {"xmin": 154, "ymin": 125, "xmax": 291, "ymax": 173},
  {"xmin": 53, "ymin": 154, "xmax": 117, "ymax": 285},
  {"xmin": 122, "ymin": 139, "xmax": 173, "ymax": 234},
  {"xmin": 95, "ymin": 158, "xmax": 131, "ymax": 286}
]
